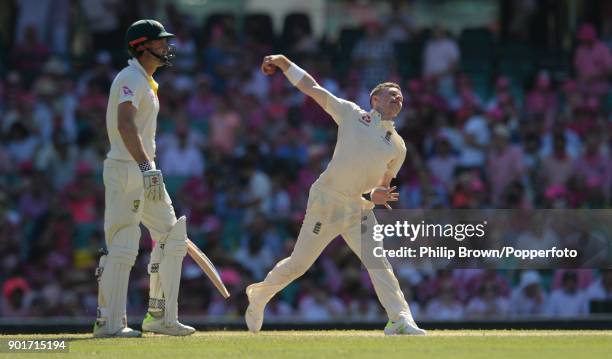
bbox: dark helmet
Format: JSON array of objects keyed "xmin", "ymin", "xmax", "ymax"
[{"xmin": 125, "ymin": 19, "xmax": 175, "ymax": 65}]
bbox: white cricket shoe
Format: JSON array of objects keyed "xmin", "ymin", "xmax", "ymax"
[
  {"xmin": 141, "ymin": 312, "xmax": 195, "ymax": 336},
  {"xmin": 245, "ymin": 284, "xmax": 266, "ymax": 333},
  {"xmin": 383, "ymin": 317, "xmax": 427, "ymax": 336},
  {"xmin": 93, "ymin": 322, "xmax": 142, "ymax": 338}
]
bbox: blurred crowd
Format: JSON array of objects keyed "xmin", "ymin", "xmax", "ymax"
[{"xmin": 1, "ymin": 1, "xmax": 612, "ymax": 322}]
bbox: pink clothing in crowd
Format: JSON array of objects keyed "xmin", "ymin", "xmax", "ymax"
[
  {"xmin": 574, "ymin": 41, "xmax": 612, "ymax": 96},
  {"xmin": 540, "ymin": 155, "xmax": 575, "ymax": 188},
  {"xmin": 209, "ymin": 110, "xmax": 241, "ymax": 155},
  {"xmin": 487, "ymin": 145, "xmax": 525, "ymax": 205}
]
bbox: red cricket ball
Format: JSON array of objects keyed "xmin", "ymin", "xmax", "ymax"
[{"xmin": 262, "ymin": 64, "xmax": 276, "ymax": 75}]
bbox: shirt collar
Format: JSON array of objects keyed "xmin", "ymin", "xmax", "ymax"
[
  {"xmin": 370, "ymin": 108, "xmax": 395, "ymax": 130},
  {"xmin": 128, "ymin": 58, "xmax": 148, "ymax": 77},
  {"xmin": 128, "ymin": 58, "xmax": 159, "ymax": 95}
]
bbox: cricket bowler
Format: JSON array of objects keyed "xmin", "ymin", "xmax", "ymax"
[
  {"xmin": 94, "ymin": 19, "xmax": 195, "ymax": 337},
  {"xmin": 245, "ymin": 55, "xmax": 426, "ymax": 335}
]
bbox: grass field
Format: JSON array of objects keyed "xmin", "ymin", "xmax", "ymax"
[{"xmin": 2, "ymin": 330, "xmax": 612, "ymax": 359}]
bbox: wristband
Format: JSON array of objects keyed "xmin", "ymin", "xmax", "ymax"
[
  {"xmin": 138, "ymin": 160, "xmax": 153, "ymax": 172},
  {"xmin": 284, "ymin": 63, "xmax": 306, "ymax": 86}
]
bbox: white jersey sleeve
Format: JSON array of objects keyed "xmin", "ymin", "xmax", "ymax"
[
  {"xmin": 323, "ymin": 90, "xmax": 360, "ymax": 125},
  {"xmin": 116, "ymin": 72, "xmax": 147, "ymax": 110}
]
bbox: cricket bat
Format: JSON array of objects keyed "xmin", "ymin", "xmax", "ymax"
[{"xmin": 186, "ymin": 239, "xmax": 230, "ymax": 299}]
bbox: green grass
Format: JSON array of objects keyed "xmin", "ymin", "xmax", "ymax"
[{"xmin": 2, "ymin": 330, "xmax": 612, "ymax": 359}]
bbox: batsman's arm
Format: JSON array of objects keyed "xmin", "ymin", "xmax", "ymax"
[
  {"xmin": 118, "ymin": 102, "xmax": 164, "ymax": 201},
  {"xmin": 117, "ymin": 102, "xmax": 150, "ymax": 165},
  {"xmin": 263, "ymin": 55, "xmax": 345, "ymax": 121}
]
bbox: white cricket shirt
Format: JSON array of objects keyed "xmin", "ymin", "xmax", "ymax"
[
  {"xmin": 106, "ymin": 58, "xmax": 159, "ymax": 161},
  {"xmin": 313, "ymin": 95, "xmax": 407, "ymax": 197}
]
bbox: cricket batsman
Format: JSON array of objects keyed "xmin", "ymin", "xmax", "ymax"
[
  {"xmin": 94, "ymin": 19, "xmax": 195, "ymax": 337},
  {"xmin": 245, "ymin": 55, "xmax": 426, "ymax": 335}
]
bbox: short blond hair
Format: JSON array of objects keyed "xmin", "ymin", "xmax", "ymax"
[{"xmin": 369, "ymin": 82, "xmax": 401, "ymax": 106}]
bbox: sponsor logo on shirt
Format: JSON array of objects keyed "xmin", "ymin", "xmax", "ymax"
[
  {"xmin": 358, "ymin": 114, "xmax": 371, "ymax": 126},
  {"xmin": 122, "ymin": 86, "xmax": 134, "ymax": 96},
  {"xmin": 381, "ymin": 131, "xmax": 392, "ymax": 145}
]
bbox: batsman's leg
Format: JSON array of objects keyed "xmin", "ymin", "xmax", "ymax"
[
  {"xmin": 341, "ymin": 209, "xmax": 425, "ymax": 335},
  {"xmin": 95, "ymin": 160, "xmax": 143, "ymax": 338},
  {"xmin": 96, "ymin": 226, "xmax": 141, "ymax": 337},
  {"xmin": 141, "ymin": 185, "xmax": 194, "ymax": 336},
  {"xmin": 245, "ymin": 190, "xmax": 341, "ymax": 332}
]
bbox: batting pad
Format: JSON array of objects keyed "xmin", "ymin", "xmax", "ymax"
[
  {"xmin": 158, "ymin": 216, "xmax": 188, "ymax": 324},
  {"xmin": 98, "ymin": 226, "xmax": 140, "ymax": 334},
  {"xmin": 147, "ymin": 240, "xmax": 164, "ymax": 313}
]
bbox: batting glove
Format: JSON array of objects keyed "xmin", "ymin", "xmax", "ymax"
[{"xmin": 143, "ymin": 169, "xmax": 164, "ymax": 202}]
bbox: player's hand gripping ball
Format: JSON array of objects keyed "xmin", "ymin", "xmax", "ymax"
[
  {"xmin": 261, "ymin": 56, "xmax": 277, "ymax": 75},
  {"xmin": 261, "ymin": 63, "xmax": 276, "ymax": 75}
]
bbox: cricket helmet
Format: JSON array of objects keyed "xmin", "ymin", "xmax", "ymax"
[{"xmin": 125, "ymin": 19, "xmax": 175, "ymax": 65}]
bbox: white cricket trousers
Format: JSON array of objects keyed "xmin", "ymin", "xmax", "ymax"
[
  {"xmin": 99, "ymin": 158, "xmax": 177, "ymax": 333},
  {"xmin": 248, "ymin": 184, "xmax": 413, "ymax": 322},
  {"xmin": 103, "ymin": 158, "xmax": 177, "ymax": 245}
]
